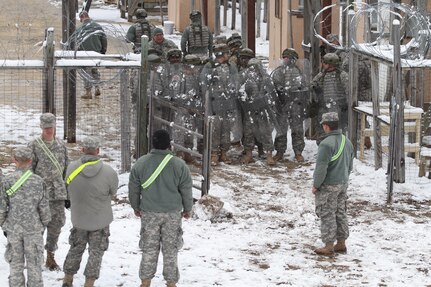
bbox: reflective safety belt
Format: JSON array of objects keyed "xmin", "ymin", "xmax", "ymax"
[
  {"xmin": 66, "ymin": 160, "xmax": 101, "ymax": 185},
  {"xmin": 35, "ymin": 137, "xmax": 63, "ymax": 176},
  {"xmin": 330, "ymin": 135, "xmax": 346, "ymax": 162},
  {"xmin": 6, "ymin": 170, "xmax": 33, "ymax": 196},
  {"xmin": 141, "ymin": 154, "xmax": 174, "ymax": 190}
]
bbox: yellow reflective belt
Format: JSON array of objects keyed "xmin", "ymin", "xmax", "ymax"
[
  {"xmin": 141, "ymin": 154, "xmax": 174, "ymax": 190},
  {"xmin": 35, "ymin": 137, "xmax": 63, "ymax": 176},
  {"xmin": 66, "ymin": 160, "xmax": 101, "ymax": 185},
  {"xmin": 6, "ymin": 170, "xmax": 33, "ymax": 196},
  {"xmin": 330, "ymin": 135, "xmax": 346, "ymax": 162}
]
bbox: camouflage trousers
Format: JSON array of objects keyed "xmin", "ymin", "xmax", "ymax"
[
  {"xmin": 242, "ymin": 111, "xmax": 273, "ymax": 151},
  {"xmin": 83, "ymin": 68, "xmax": 100, "ymax": 90},
  {"xmin": 274, "ymin": 105, "xmax": 305, "ymax": 155},
  {"xmin": 5, "ymin": 231, "xmax": 44, "ymax": 287},
  {"xmin": 173, "ymin": 111, "xmax": 195, "ymax": 150},
  {"xmin": 45, "ymin": 200, "xmax": 65, "ymax": 252},
  {"xmin": 139, "ymin": 212, "xmax": 183, "ymax": 283},
  {"xmin": 315, "ymin": 184, "xmax": 349, "ymax": 244},
  {"xmin": 211, "ymin": 114, "xmax": 234, "ymax": 152},
  {"xmin": 63, "ymin": 226, "xmax": 110, "ymax": 279}
]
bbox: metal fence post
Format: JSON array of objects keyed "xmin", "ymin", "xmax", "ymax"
[
  {"xmin": 120, "ymin": 70, "xmax": 131, "ymax": 172},
  {"xmin": 43, "ymin": 28, "xmax": 55, "ymax": 114},
  {"xmin": 137, "ymin": 35, "xmax": 149, "ymax": 158}
]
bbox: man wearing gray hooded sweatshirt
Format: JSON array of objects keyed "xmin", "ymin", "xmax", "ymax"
[{"xmin": 61, "ymin": 137, "xmax": 119, "ymax": 287}]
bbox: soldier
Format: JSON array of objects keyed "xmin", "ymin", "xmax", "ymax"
[
  {"xmin": 271, "ymin": 48, "xmax": 308, "ymax": 162},
  {"xmin": 239, "ymin": 58, "xmax": 277, "ymax": 165},
  {"xmin": 200, "ymin": 44, "xmax": 240, "ymax": 166},
  {"xmin": 237, "ymin": 48, "xmax": 255, "ymax": 71},
  {"xmin": 148, "ymin": 27, "xmax": 179, "ymax": 63},
  {"xmin": 128, "ymin": 129, "xmax": 193, "ymax": 287},
  {"xmin": 76, "ymin": 11, "xmax": 108, "ymax": 99},
  {"xmin": 62, "ymin": 137, "xmax": 118, "ymax": 287},
  {"xmin": 126, "ymin": 9, "xmax": 155, "ymax": 54},
  {"xmin": 325, "ymin": 34, "xmax": 348, "ymax": 71},
  {"xmin": 181, "ymin": 10, "xmax": 213, "ymax": 58},
  {"xmin": 28, "ymin": 113, "xmax": 69, "ymax": 271},
  {"xmin": 312, "ymin": 112, "xmax": 354, "ymax": 256},
  {"xmin": 311, "ymin": 53, "xmax": 349, "ymax": 140},
  {"xmin": 0, "ymin": 147, "xmax": 51, "ymax": 287},
  {"xmin": 227, "ymin": 33, "xmax": 243, "ymax": 67}
]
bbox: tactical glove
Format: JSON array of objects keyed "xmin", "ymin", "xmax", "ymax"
[{"xmin": 64, "ymin": 200, "xmax": 71, "ymax": 209}]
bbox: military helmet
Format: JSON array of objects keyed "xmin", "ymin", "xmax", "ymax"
[
  {"xmin": 213, "ymin": 43, "xmax": 229, "ymax": 56},
  {"xmin": 148, "ymin": 54, "xmax": 162, "ymax": 64},
  {"xmin": 247, "ymin": 58, "xmax": 261, "ymax": 67},
  {"xmin": 227, "ymin": 33, "xmax": 242, "ymax": 48},
  {"xmin": 135, "ymin": 9, "xmax": 148, "ymax": 19},
  {"xmin": 190, "ymin": 10, "xmax": 202, "ymax": 20},
  {"xmin": 183, "ymin": 54, "xmax": 201, "ymax": 65},
  {"xmin": 148, "ymin": 48, "xmax": 163, "ymax": 56},
  {"xmin": 166, "ymin": 48, "xmax": 182, "ymax": 59},
  {"xmin": 282, "ymin": 48, "xmax": 298, "ymax": 59},
  {"xmin": 322, "ymin": 53, "xmax": 340, "ymax": 65},
  {"xmin": 239, "ymin": 48, "xmax": 255, "ymax": 59}
]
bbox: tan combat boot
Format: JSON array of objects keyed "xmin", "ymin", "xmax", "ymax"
[
  {"xmin": 95, "ymin": 87, "xmax": 101, "ymax": 97},
  {"xmin": 211, "ymin": 151, "xmax": 219, "ymax": 166},
  {"xmin": 242, "ymin": 149, "xmax": 254, "ymax": 164},
  {"xmin": 82, "ymin": 88, "xmax": 92, "ymax": 99},
  {"xmin": 166, "ymin": 282, "xmax": 177, "ymax": 287},
  {"xmin": 61, "ymin": 273, "xmax": 73, "ymax": 287},
  {"xmin": 295, "ymin": 153, "xmax": 304, "ymax": 162},
  {"xmin": 333, "ymin": 239, "xmax": 347, "ymax": 253},
  {"xmin": 273, "ymin": 151, "xmax": 284, "ymax": 161},
  {"xmin": 84, "ymin": 277, "xmax": 96, "ymax": 287},
  {"xmin": 266, "ymin": 151, "xmax": 276, "ymax": 166},
  {"xmin": 219, "ymin": 150, "xmax": 232, "ymax": 164},
  {"xmin": 314, "ymin": 242, "xmax": 335, "ymax": 256},
  {"xmin": 46, "ymin": 251, "xmax": 60, "ymax": 271},
  {"xmin": 140, "ymin": 279, "xmax": 151, "ymax": 287}
]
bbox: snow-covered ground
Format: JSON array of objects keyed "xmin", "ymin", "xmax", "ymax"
[{"xmin": 1, "ymin": 3, "xmax": 431, "ymax": 287}]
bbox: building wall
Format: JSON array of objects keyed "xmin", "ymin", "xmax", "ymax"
[{"xmin": 167, "ymin": 0, "xmax": 216, "ymax": 33}]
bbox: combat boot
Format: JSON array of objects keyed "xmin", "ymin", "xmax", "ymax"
[
  {"xmin": 84, "ymin": 277, "xmax": 96, "ymax": 287},
  {"xmin": 242, "ymin": 149, "xmax": 254, "ymax": 164},
  {"xmin": 266, "ymin": 151, "xmax": 276, "ymax": 166},
  {"xmin": 46, "ymin": 251, "xmax": 60, "ymax": 271},
  {"xmin": 257, "ymin": 144, "xmax": 265, "ymax": 158},
  {"xmin": 95, "ymin": 87, "xmax": 101, "ymax": 97},
  {"xmin": 333, "ymin": 239, "xmax": 347, "ymax": 253},
  {"xmin": 140, "ymin": 279, "xmax": 151, "ymax": 287},
  {"xmin": 295, "ymin": 153, "xmax": 304, "ymax": 162},
  {"xmin": 211, "ymin": 152, "xmax": 219, "ymax": 166},
  {"xmin": 61, "ymin": 273, "xmax": 73, "ymax": 287},
  {"xmin": 166, "ymin": 282, "xmax": 177, "ymax": 287},
  {"xmin": 219, "ymin": 150, "xmax": 232, "ymax": 164},
  {"xmin": 273, "ymin": 151, "xmax": 284, "ymax": 161},
  {"xmin": 81, "ymin": 88, "xmax": 92, "ymax": 99},
  {"xmin": 314, "ymin": 242, "xmax": 334, "ymax": 256}
]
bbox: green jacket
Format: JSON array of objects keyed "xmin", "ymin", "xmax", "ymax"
[
  {"xmin": 128, "ymin": 149, "xmax": 193, "ymax": 213},
  {"xmin": 313, "ymin": 130, "xmax": 354, "ymax": 189},
  {"xmin": 76, "ymin": 19, "xmax": 107, "ymax": 54}
]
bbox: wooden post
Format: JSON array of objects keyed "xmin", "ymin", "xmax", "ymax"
[
  {"xmin": 241, "ymin": 0, "xmax": 247, "ymax": 46},
  {"xmin": 392, "ymin": 20, "xmax": 405, "ymax": 183},
  {"xmin": 159, "ymin": 0, "xmax": 164, "ymax": 26},
  {"xmin": 263, "ymin": 0, "xmax": 268, "ymax": 23},
  {"xmin": 120, "ymin": 70, "xmax": 131, "ymax": 172},
  {"xmin": 43, "ymin": 28, "xmax": 55, "ymax": 114},
  {"xmin": 288, "ymin": 0, "xmax": 293, "ymax": 48},
  {"xmin": 201, "ymin": 0, "xmax": 208, "ymax": 26},
  {"xmin": 215, "ymin": 0, "xmax": 220, "ymax": 36},
  {"xmin": 223, "ymin": 0, "xmax": 228, "ymax": 27},
  {"xmin": 231, "ymin": 0, "xmax": 236, "ymax": 30},
  {"xmin": 247, "ymin": 0, "xmax": 255, "ymax": 52},
  {"xmin": 137, "ymin": 35, "xmax": 149, "ymax": 158},
  {"xmin": 370, "ymin": 60, "xmax": 382, "ymax": 170},
  {"xmin": 256, "ymin": 0, "xmax": 261, "ymax": 38},
  {"xmin": 347, "ymin": 10, "xmax": 357, "ymax": 154},
  {"xmin": 265, "ymin": 0, "xmax": 269, "ymax": 41}
]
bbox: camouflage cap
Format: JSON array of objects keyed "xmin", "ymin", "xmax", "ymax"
[
  {"xmin": 227, "ymin": 33, "xmax": 242, "ymax": 49},
  {"xmin": 320, "ymin": 112, "xmax": 339, "ymax": 124},
  {"xmin": 183, "ymin": 54, "xmax": 201, "ymax": 65},
  {"xmin": 214, "ymin": 35, "xmax": 227, "ymax": 44},
  {"xmin": 190, "ymin": 10, "xmax": 202, "ymax": 19},
  {"xmin": 148, "ymin": 54, "xmax": 162, "ymax": 63},
  {"xmin": 239, "ymin": 48, "xmax": 255, "ymax": 59},
  {"xmin": 81, "ymin": 136, "xmax": 100, "ymax": 150},
  {"xmin": 14, "ymin": 147, "xmax": 33, "ymax": 161},
  {"xmin": 322, "ymin": 53, "xmax": 340, "ymax": 65},
  {"xmin": 213, "ymin": 44, "xmax": 229, "ymax": 56},
  {"xmin": 148, "ymin": 48, "xmax": 162, "ymax": 56},
  {"xmin": 153, "ymin": 27, "xmax": 164, "ymax": 35},
  {"xmin": 282, "ymin": 48, "xmax": 298, "ymax": 59},
  {"xmin": 135, "ymin": 8, "xmax": 147, "ymax": 18},
  {"xmin": 247, "ymin": 58, "xmax": 261, "ymax": 67},
  {"xmin": 167, "ymin": 48, "xmax": 182, "ymax": 59},
  {"xmin": 40, "ymin": 113, "xmax": 56, "ymax": 129}
]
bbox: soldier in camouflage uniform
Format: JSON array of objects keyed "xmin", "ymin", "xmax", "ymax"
[
  {"xmin": 312, "ymin": 112, "xmax": 354, "ymax": 256},
  {"xmin": 239, "ymin": 58, "xmax": 277, "ymax": 165},
  {"xmin": 200, "ymin": 44, "xmax": 241, "ymax": 166},
  {"xmin": 0, "ymin": 147, "xmax": 51, "ymax": 287},
  {"xmin": 28, "ymin": 113, "xmax": 69, "ymax": 271},
  {"xmin": 181, "ymin": 10, "xmax": 213, "ymax": 58},
  {"xmin": 227, "ymin": 33, "xmax": 243, "ymax": 67},
  {"xmin": 126, "ymin": 9, "xmax": 155, "ymax": 54},
  {"xmin": 129, "ymin": 129, "xmax": 193, "ymax": 287},
  {"xmin": 311, "ymin": 53, "xmax": 349, "ymax": 141},
  {"xmin": 62, "ymin": 137, "xmax": 118, "ymax": 287},
  {"xmin": 271, "ymin": 48, "xmax": 308, "ymax": 162},
  {"xmin": 149, "ymin": 27, "xmax": 179, "ymax": 63}
]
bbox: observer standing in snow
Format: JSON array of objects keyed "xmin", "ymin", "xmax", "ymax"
[
  {"xmin": 312, "ymin": 112, "xmax": 354, "ymax": 256},
  {"xmin": 0, "ymin": 147, "xmax": 51, "ymax": 287},
  {"xmin": 128, "ymin": 129, "xmax": 193, "ymax": 287},
  {"xmin": 62, "ymin": 137, "xmax": 118, "ymax": 287}
]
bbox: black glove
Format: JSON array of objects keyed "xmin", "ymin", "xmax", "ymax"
[
  {"xmin": 64, "ymin": 200, "xmax": 71, "ymax": 209},
  {"xmin": 3, "ymin": 231, "xmax": 6, "ymax": 238}
]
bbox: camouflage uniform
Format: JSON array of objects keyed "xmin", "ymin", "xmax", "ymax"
[
  {"xmin": 28, "ymin": 113, "xmax": 69, "ymax": 254},
  {"xmin": 271, "ymin": 50, "xmax": 307, "ymax": 158},
  {"xmin": 149, "ymin": 28, "xmax": 179, "ymax": 63},
  {"xmin": 126, "ymin": 9, "xmax": 155, "ymax": 54},
  {"xmin": 227, "ymin": 33, "xmax": 243, "ymax": 68},
  {"xmin": 200, "ymin": 45, "xmax": 240, "ymax": 154},
  {"xmin": 181, "ymin": 10, "xmax": 213, "ymax": 58},
  {"xmin": 0, "ymin": 147, "xmax": 51, "ymax": 287}
]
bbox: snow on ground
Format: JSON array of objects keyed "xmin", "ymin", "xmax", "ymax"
[{"xmin": 1, "ymin": 3, "xmax": 431, "ymax": 287}]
